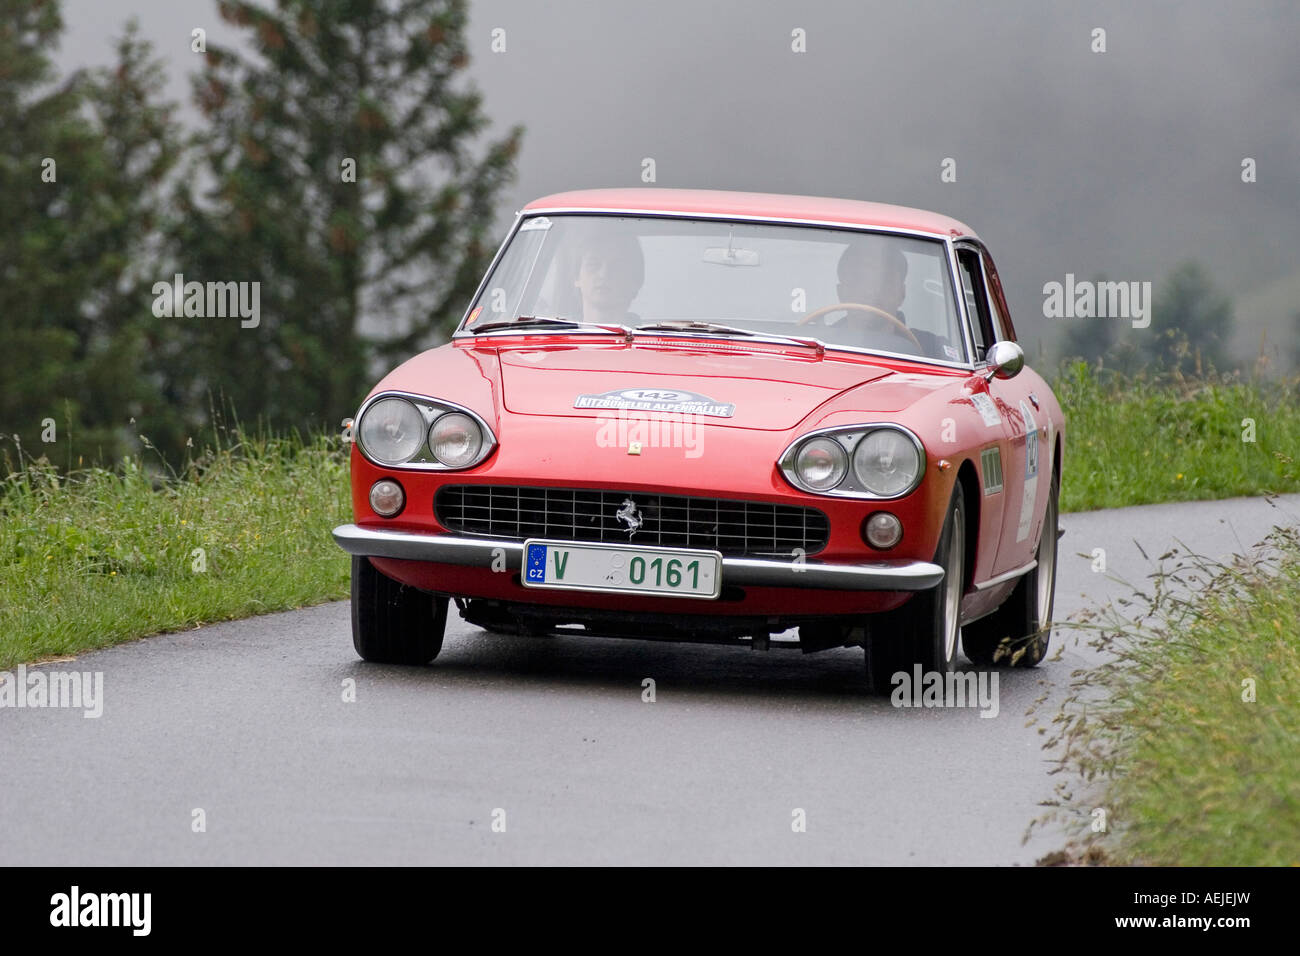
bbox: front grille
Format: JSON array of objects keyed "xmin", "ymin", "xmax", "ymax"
[{"xmin": 435, "ymin": 485, "xmax": 829, "ymax": 558}]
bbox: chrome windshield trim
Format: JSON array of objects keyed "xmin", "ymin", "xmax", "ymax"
[
  {"xmin": 515, "ymin": 207, "xmax": 957, "ymax": 241},
  {"xmin": 456, "ymin": 210, "xmax": 525, "ymax": 328},
  {"xmin": 453, "ymin": 210, "xmax": 978, "ymax": 369}
]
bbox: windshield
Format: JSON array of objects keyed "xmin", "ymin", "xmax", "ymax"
[{"xmin": 461, "ymin": 214, "xmax": 968, "ymax": 364}]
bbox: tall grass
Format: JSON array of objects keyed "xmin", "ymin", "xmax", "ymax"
[
  {"xmin": 1057, "ymin": 362, "xmax": 1300, "ymax": 512},
  {"xmin": 0, "ymin": 426, "xmax": 351, "ymax": 669},
  {"xmin": 1032, "ymin": 524, "xmax": 1300, "ymax": 865}
]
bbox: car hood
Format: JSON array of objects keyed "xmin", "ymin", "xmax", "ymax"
[{"xmin": 494, "ymin": 341, "xmax": 895, "ymax": 430}]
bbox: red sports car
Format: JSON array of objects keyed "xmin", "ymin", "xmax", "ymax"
[{"xmin": 333, "ymin": 188, "xmax": 1064, "ymax": 692}]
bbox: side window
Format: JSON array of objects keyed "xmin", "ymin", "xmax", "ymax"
[
  {"xmin": 956, "ymin": 247, "xmax": 995, "ymax": 360},
  {"xmin": 981, "ymin": 252, "xmax": 1016, "ymax": 342}
]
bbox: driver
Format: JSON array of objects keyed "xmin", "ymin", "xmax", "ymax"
[
  {"xmin": 829, "ymin": 237, "xmax": 923, "ymax": 354},
  {"xmin": 572, "ymin": 231, "xmax": 645, "ymax": 325}
]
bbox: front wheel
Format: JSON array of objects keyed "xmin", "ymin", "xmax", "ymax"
[
  {"xmin": 864, "ymin": 486, "xmax": 966, "ymax": 695},
  {"xmin": 351, "ymin": 556, "xmax": 448, "ymax": 664}
]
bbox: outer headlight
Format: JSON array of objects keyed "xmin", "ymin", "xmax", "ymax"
[
  {"xmin": 795, "ymin": 437, "xmax": 848, "ymax": 491},
  {"xmin": 779, "ymin": 424, "xmax": 924, "ymax": 498},
  {"xmin": 358, "ymin": 397, "xmax": 425, "ymax": 465},
  {"xmin": 429, "ymin": 412, "xmax": 484, "ymax": 468},
  {"xmin": 353, "ymin": 391, "xmax": 498, "ymax": 470},
  {"xmin": 852, "ymin": 429, "xmax": 922, "ymax": 497}
]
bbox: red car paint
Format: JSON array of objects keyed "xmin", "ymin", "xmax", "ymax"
[{"xmin": 341, "ymin": 189, "xmax": 1064, "ymax": 631}]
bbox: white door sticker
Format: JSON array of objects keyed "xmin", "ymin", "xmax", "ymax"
[
  {"xmin": 971, "ymin": 392, "xmax": 1001, "ymax": 427},
  {"xmin": 1016, "ymin": 400, "xmax": 1039, "ymax": 543}
]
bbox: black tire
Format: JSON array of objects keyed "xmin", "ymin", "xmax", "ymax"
[
  {"xmin": 962, "ymin": 472, "xmax": 1059, "ymax": 667},
  {"xmin": 351, "ymin": 556, "xmax": 448, "ymax": 664},
  {"xmin": 864, "ymin": 485, "xmax": 967, "ymax": 695}
]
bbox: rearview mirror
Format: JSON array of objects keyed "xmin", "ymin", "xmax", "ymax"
[{"xmin": 702, "ymin": 246, "xmax": 759, "ymax": 266}]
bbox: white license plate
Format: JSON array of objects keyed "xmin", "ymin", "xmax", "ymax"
[{"xmin": 521, "ymin": 539, "xmax": 722, "ymax": 599}]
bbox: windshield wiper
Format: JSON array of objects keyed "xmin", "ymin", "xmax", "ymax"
[
  {"xmin": 636, "ymin": 321, "xmax": 824, "ymax": 354},
  {"xmin": 469, "ymin": 316, "xmax": 634, "ymax": 339},
  {"xmin": 636, "ymin": 320, "xmax": 758, "ymax": 336},
  {"xmin": 470, "ymin": 316, "xmax": 581, "ymax": 334}
]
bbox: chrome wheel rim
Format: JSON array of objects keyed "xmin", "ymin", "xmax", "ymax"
[{"xmin": 942, "ymin": 506, "xmax": 963, "ymax": 662}]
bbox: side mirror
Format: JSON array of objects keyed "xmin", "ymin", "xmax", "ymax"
[{"xmin": 984, "ymin": 340, "xmax": 1024, "ymax": 380}]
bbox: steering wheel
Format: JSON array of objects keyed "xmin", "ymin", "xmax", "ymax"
[{"xmin": 797, "ymin": 302, "xmax": 924, "ymax": 352}]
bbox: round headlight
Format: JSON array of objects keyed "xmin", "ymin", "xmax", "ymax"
[
  {"xmin": 795, "ymin": 437, "xmax": 848, "ymax": 491},
  {"xmin": 429, "ymin": 412, "xmax": 484, "ymax": 468},
  {"xmin": 852, "ymin": 429, "xmax": 922, "ymax": 497},
  {"xmin": 358, "ymin": 398, "xmax": 425, "ymax": 465}
]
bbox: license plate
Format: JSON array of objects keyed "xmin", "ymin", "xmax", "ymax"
[{"xmin": 521, "ymin": 539, "xmax": 722, "ymax": 599}]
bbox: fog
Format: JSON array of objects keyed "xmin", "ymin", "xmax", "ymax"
[{"xmin": 56, "ymin": 0, "xmax": 1300, "ymax": 362}]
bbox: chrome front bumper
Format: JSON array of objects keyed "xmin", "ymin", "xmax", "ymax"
[{"xmin": 332, "ymin": 524, "xmax": 944, "ymax": 592}]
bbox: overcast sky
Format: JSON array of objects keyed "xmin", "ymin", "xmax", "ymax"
[{"xmin": 55, "ymin": 0, "xmax": 1300, "ymax": 363}]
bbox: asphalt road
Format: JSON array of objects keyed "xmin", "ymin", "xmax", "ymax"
[{"xmin": 3, "ymin": 493, "xmax": 1298, "ymax": 865}]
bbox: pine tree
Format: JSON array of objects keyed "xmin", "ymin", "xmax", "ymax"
[
  {"xmin": 0, "ymin": 5, "xmax": 181, "ymax": 467},
  {"xmin": 1144, "ymin": 261, "xmax": 1235, "ymax": 375},
  {"xmin": 1058, "ymin": 272, "xmax": 1118, "ymax": 367},
  {"xmin": 172, "ymin": 0, "xmax": 522, "ymax": 436}
]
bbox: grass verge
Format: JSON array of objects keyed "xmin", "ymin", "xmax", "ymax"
[
  {"xmin": 1034, "ymin": 522, "xmax": 1300, "ymax": 865},
  {"xmin": 1058, "ymin": 363, "xmax": 1300, "ymax": 513},
  {"xmin": 0, "ymin": 429, "xmax": 351, "ymax": 669}
]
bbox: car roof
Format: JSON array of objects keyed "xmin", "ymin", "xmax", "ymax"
[{"xmin": 521, "ymin": 188, "xmax": 977, "ymax": 239}]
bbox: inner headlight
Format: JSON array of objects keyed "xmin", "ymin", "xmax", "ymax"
[
  {"xmin": 358, "ymin": 397, "xmax": 425, "ymax": 465},
  {"xmin": 852, "ymin": 429, "xmax": 922, "ymax": 497},
  {"xmin": 795, "ymin": 437, "xmax": 848, "ymax": 491},
  {"xmin": 429, "ymin": 412, "xmax": 484, "ymax": 468}
]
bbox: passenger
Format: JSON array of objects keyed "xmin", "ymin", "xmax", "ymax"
[{"xmin": 572, "ymin": 231, "xmax": 645, "ymax": 325}]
